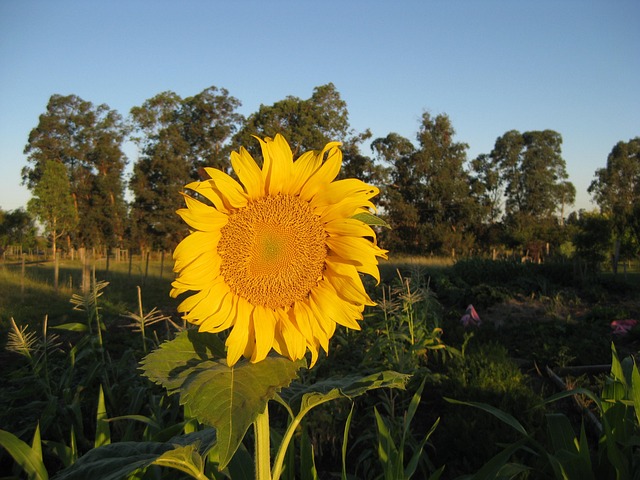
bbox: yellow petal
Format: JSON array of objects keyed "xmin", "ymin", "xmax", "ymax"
[
  {"xmin": 292, "ymin": 301, "xmax": 315, "ymax": 343},
  {"xmin": 325, "ymin": 260, "xmax": 375, "ymax": 306},
  {"xmin": 299, "ymin": 143, "xmax": 342, "ymax": 201},
  {"xmin": 173, "ymin": 231, "xmax": 220, "ymax": 271},
  {"xmin": 198, "ymin": 291, "xmax": 236, "ymax": 333},
  {"xmin": 231, "ymin": 147, "xmax": 264, "ymax": 199},
  {"xmin": 225, "ymin": 297, "xmax": 252, "ymax": 366},
  {"xmin": 289, "ymin": 150, "xmax": 321, "ymax": 194},
  {"xmin": 279, "ymin": 312, "xmax": 306, "ymax": 360},
  {"xmin": 204, "ymin": 167, "xmax": 248, "ymax": 210},
  {"xmin": 177, "ymin": 195, "xmax": 228, "ymax": 232},
  {"xmin": 318, "ymin": 198, "xmax": 377, "ymax": 224},
  {"xmin": 324, "ymin": 218, "xmax": 376, "ymax": 239},
  {"xmin": 251, "ymin": 306, "xmax": 276, "ymax": 363},
  {"xmin": 257, "ymin": 134, "xmax": 293, "ymax": 195},
  {"xmin": 184, "ymin": 181, "xmax": 227, "ymax": 212},
  {"xmin": 311, "ymin": 282, "xmax": 362, "ymax": 330},
  {"xmin": 176, "ymin": 288, "xmax": 209, "ymax": 315},
  {"xmin": 312, "ymin": 179, "xmax": 378, "ymax": 208}
]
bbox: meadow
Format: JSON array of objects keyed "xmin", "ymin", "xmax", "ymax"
[{"xmin": 1, "ymin": 254, "xmax": 639, "ymax": 479}]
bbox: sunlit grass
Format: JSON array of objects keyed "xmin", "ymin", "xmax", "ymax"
[{"xmin": 0, "ymin": 258, "xmax": 178, "ymax": 343}]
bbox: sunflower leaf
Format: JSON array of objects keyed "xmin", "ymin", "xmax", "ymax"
[
  {"xmin": 351, "ymin": 211, "xmax": 391, "ymax": 228},
  {"xmin": 51, "ymin": 430, "xmax": 216, "ymax": 480},
  {"xmin": 282, "ymin": 371, "xmax": 410, "ymax": 415},
  {"xmin": 140, "ymin": 330, "xmax": 304, "ymax": 469}
]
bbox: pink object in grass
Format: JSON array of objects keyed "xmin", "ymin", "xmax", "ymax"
[
  {"xmin": 461, "ymin": 304, "xmax": 481, "ymax": 327},
  {"xmin": 610, "ymin": 319, "xmax": 639, "ymax": 335}
]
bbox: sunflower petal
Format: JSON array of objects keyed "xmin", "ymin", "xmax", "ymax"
[
  {"xmin": 299, "ymin": 142, "xmax": 342, "ymax": 201},
  {"xmin": 312, "ymin": 179, "xmax": 378, "ymax": 208},
  {"xmin": 257, "ymin": 134, "xmax": 293, "ymax": 195},
  {"xmin": 225, "ymin": 297, "xmax": 252, "ymax": 366},
  {"xmin": 204, "ymin": 167, "xmax": 248, "ymax": 210},
  {"xmin": 231, "ymin": 147, "xmax": 264, "ymax": 199},
  {"xmin": 251, "ymin": 306, "xmax": 276, "ymax": 363}
]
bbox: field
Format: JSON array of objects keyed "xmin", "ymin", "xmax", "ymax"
[{"xmin": 1, "ymin": 255, "xmax": 639, "ymax": 479}]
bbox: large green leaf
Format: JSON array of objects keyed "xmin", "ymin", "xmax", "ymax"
[
  {"xmin": 0, "ymin": 428, "xmax": 49, "ymax": 480},
  {"xmin": 52, "ymin": 429, "xmax": 216, "ymax": 480},
  {"xmin": 141, "ymin": 330, "xmax": 305, "ymax": 468},
  {"xmin": 282, "ymin": 371, "xmax": 410, "ymax": 414}
]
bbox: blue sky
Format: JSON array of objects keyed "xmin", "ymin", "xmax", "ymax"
[{"xmin": 1, "ymin": 0, "xmax": 638, "ymax": 213}]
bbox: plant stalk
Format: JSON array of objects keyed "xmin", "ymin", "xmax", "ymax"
[{"xmin": 254, "ymin": 405, "xmax": 272, "ymax": 480}]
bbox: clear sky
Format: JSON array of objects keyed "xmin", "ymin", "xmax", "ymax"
[{"xmin": 1, "ymin": 0, "xmax": 638, "ymax": 213}]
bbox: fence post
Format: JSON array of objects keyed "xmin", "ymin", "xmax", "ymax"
[
  {"xmin": 21, "ymin": 253, "xmax": 26, "ymax": 296},
  {"xmin": 143, "ymin": 250, "xmax": 150, "ymax": 286},
  {"xmin": 54, "ymin": 250, "xmax": 59, "ymax": 292}
]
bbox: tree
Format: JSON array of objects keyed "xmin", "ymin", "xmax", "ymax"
[
  {"xmin": 488, "ymin": 129, "xmax": 575, "ymax": 254},
  {"xmin": 235, "ymin": 83, "xmax": 350, "ymax": 156},
  {"xmin": 22, "ymin": 94, "xmax": 128, "ymax": 249},
  {"xmin": 491, "ymin": 129, "xmax": 573, "ymax": 221},
  {"xmin": 373, "ymin": 113, "xmax": 477, "ymax": 254},
  {"xmin": 372, "ymin": 133, "xmax": 416, "ymax": 251},
  {"xmin": 469, "ymin": 153, "xmax": 503, "ymax": 224},
  {"xmin": 588, "ymin": 137, "xmax": 640, "ymax": 269},
  {"xmin": 0, "ymin": 208, "xmax": 37, "ymax": 251},
  {"xmin": 569, "ymin": 210, "xmax": 613, "ymax": 272},
  {"xmin": 413, "ymin": 112, "xmax": 477, "ymax": 254},
  {"xmin": 129, "ymin": 86, "xmax": 243, "ymax": 251},
  {"xmin": 27, "ymin": 159, "xmax": 77, "ymax": 258}
]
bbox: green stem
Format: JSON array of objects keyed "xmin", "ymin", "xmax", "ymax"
[
  {"xmin": 153, "ymin": 458, "xmax": 208, "ymax": 480},
  {"xmin": 271, "ymin": 414, "xmax": 302, "ymax": 480},
  {"xmin": 254, "ymin": 405, "xmax": 272, "ymax": 480}
]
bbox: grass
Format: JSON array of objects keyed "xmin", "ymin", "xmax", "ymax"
[{"xmin": 1, "ymin": 254, "xmax": 639, "ymax": 478}]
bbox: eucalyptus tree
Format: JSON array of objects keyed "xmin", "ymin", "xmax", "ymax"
[
  {"xmin": 235, "ymin": 83, "xmax": 350, "ymax": 155},
  {"xmin": 469, "ymin": 153, "xmax": 503, "ymax": 224},
  {"xmin": 588, "ymin": 137, "xmax": 640, "ymax": 269},
  {"xmin": 22, "ymin": 94, "xmax": 128, "ymax": 249},
  {"xmin": 233, "ymin": 83, "xmax": 380, "ymax": 184},
  {"xmin": 129, "ymin": 86, "xmax": 243, "ymax": 251},
  {"xmin": 491, "ymin": 130, "xmax": 573, "ymax": 220},
  {"xmin": 372, "ymin": 113, "xmax": 477, "ymax": 254},
  {"xmin": 27, "ymin": 159, "xmax": 77, "ymax": 258},
  {"xmin": 371, "ymin": 132, "xmax": 419, "ymax": 251},
  {"xmin": 489, "ymin": 129, "xmax": 574, "ymax": 252},
  {"xmin": 0, "ymin": 208, "xmax": 38, "ymax": 250}
]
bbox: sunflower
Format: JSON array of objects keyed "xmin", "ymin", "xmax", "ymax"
[{"xmin": 171, "ymin": 134, "xmax": 387, "ymax": 366}]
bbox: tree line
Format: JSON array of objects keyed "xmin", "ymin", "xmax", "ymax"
[{"xmin": 2, "ymin": 83, "xmax": 638, "ymax": 269}]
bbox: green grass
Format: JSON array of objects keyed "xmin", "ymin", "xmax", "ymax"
[{"xmin": 1, "ymin": 254, "xmax": 638, "ymax": 478}]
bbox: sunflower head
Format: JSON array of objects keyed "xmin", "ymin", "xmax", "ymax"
[{"xmin": 171, "ymin": 134, "xmax": 387, "ymax": 366}]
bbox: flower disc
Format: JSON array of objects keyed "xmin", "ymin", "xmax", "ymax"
[{"xmin": 218, "ymin": 194, "xmax": 327, "ymax": 310}]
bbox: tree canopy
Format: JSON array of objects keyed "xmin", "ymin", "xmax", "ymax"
[
  {"xmin": 22, "ymin": 94, "xmax": 128, "ymax": 249},
  {"xmin": 129, "ymin": 86, "xmax": 244, "ymax": 251},
  {"xmin": 15, "ymin": 84, "xmax": 637, "ymax": 269}
]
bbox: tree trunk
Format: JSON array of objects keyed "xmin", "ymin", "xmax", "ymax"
[{"xmin": 612, "ymin": 239, "xmax": 621, "ymax": 274}]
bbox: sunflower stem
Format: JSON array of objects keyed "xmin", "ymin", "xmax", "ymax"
[{"xmin": 254, "ymin": 405, "xmax": 272, "ymax": 480}]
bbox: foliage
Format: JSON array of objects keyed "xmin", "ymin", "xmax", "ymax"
[
  {"xmin": 589, "ymin": 137, "xmax": 640, "ymax": 242},
  {"xmin": 2, "ymin": 256, "xmax": 640, "ymax": 477},
  {"xmin": 234, "ymin": 83, "xmax": 350, "ymax": 156},
  {"xmin": 27, "ymin": 159, "xmax": 77, "ymax": 257},
  {"xmin": 373, "ymin": 113, "xmax": 479, "ymax": 255},
  {"xmin": 22, "ymin": 94, "xmax": 128, "ymax": 250},
  {"xmin": 129, "ymin": 86, "xmax": 244, "ymax": 251},
  {"xmin": 447, "ymin": 344, "xmax": 640, "ymax": 479},
  {"xmin": 0, "ymin": 207, "xmax": 38, "ymax": 250},
  {"xmin": 372, "ymin": 378, "xmax": 443, "ymax": 480},
  {"xmin": 491, "ymin": 129, "xmax": 574, "ymax": 221}
]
